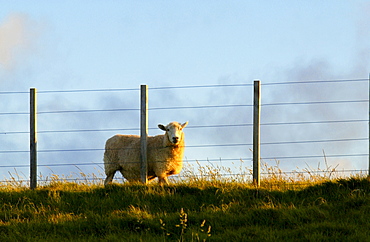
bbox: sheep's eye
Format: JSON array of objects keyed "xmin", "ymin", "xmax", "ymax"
[{"xmin": 166, "ymin": 129, "xmax": 170, "ymax": 131}]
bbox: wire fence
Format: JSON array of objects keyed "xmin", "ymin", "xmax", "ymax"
[{"xmin": 0, "ymin": 78, "xmax": 369, "ymax": 185}]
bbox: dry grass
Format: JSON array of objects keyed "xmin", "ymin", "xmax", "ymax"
[{"xmin": 0, "ymin": 159, "xmax": 367, "ymax": 191}]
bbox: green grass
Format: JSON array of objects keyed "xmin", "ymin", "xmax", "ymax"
[{"xmin": 1, "ymin": 175, "xmax": 370, "ymax": 241}]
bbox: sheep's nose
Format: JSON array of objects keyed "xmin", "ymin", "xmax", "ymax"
[{"xmin": 173, "ymin": 137, "xmax": 179, "ymax": 143}]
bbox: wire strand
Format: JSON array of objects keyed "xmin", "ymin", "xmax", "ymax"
[
  {"xmin": 262, "ymin": 153, "xmax": 368, "ymax": 160},
  {"xmin": 262, "ymin": 100, "xmax": 368, "ymax": 106},
  {"xmin": 262, "ymin": 78, "xmax": 368, "ymax": 86},
  {"xmin": 2, "ymin": 100, "xmax": 366, "ymax": 117},
  {"xmin": 1, "ymin": 137, "xmax": 366, "ymax": 154},
  {"xmin": 38, "ymin": 87, "xmax": 140, "ymax": 94},
  {"xmin": 2, "ymin": 119, "xmax": 367, "ymax": 135},
  {"xmin": 0, "ymin": 78, "xmax": 367, "ymax": 96}
]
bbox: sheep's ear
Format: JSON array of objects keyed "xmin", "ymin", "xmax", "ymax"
[
  {"xmin": 158, "ymin": 124, "xmax": 167, "ymax": 131},
  {"xmin": 181, "ymin": 121, "xmax": 188, "ymax": 129}
]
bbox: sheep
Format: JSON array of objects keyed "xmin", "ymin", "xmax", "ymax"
[{"xmin": 104, "ymin": 121, "xmax": 188, "ymax": 186}]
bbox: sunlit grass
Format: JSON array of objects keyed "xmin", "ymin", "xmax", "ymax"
[
  {"xmin": 177, "ymin": 159, "xmax": 367, "ymax": 191},
  {"xmin": 1, "ymin": 160, "xmax": 367, "ymax": 191},
  {"xmin": 0, "ymin": 163, "xmax": 369, "ymax": 240}
]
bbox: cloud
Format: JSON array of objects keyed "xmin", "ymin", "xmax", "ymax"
[
  {"xmin": 351, "ymin": 2, "xmax": 370, "ymax": 76},
  {"xmin": 260, "ymin": 58, "xmax": 368, "ymax": 172},
  {"xmin": 0, "ymin": 13, "xmax": 39, "ymax": 71}
]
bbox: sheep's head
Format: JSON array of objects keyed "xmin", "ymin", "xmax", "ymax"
[{"xmin": 158, "ymin": 121, "xmax": 188, "ymax": 145}]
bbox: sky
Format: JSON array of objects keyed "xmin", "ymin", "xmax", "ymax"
[{"xmin": 0, "ymin": 1, "xmax": 369, "ymax": 183}]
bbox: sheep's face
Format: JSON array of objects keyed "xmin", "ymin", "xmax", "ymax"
[{"xmin": 158, "ymin": 121, "xmax": 188, "ymax": 145}]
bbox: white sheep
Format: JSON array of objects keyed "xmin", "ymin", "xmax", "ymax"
[{"xmin": 104, "ymin": 121, "xmax": 188, "ymax": 185}]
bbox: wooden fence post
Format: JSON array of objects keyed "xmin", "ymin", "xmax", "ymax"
[
  {"xmin": 140, "ymin": 85, "xmax": 148, "ymax": 184},
  {"xmin": 253, "ymin": 80, "xmax": 261, "ymax": 187},
  {"xmin": 30, "ymin": 88, "xmax": 37, "ymax": 189}
]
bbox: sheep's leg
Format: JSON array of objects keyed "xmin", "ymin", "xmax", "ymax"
[
  {"xmin": 158, "ymin": 176, "xmax": 169, "ymax": 185},
  {"xmin": 147, "ymin": 176, "xmax": 157, "ymax": 183},
  {"xmin": 104, "ymin": 171, "xmax": 116, "ymax": 186}
]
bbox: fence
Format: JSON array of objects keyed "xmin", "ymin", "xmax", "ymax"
[{"xmin": 0, "ymin": 78, "xmax": 369, "ymax": 188}]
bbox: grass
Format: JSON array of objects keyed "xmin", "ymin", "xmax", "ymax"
[{"xmin": 0, "ymin": 163, "xmax": 370, "ymax": 241}]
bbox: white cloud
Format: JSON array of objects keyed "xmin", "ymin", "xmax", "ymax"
[{"xmin": 0, "ymin": 13, "xmax": 39, "ymax": 71}]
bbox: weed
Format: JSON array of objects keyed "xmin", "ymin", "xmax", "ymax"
[{"xmin": 160, "ymin": 208, "xmax": 211, "ymax": 241}]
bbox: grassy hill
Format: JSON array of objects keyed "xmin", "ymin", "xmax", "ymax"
[{"xmin": 0, "ymin": 177, "xmax": 370, "ymax": 241}]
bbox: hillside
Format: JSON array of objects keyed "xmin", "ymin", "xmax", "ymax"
[{"xmin": 0, "ymin": 178, "xmax": 370, "ymax": 241}]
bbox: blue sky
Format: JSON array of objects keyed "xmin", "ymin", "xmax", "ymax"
[
  {"xmin": 1, "ymin": 1, "xmax": 368, "ymax": 89},
  {"xmin": 0, "ymin": 1, "xmax": 369, "ymax": 182}
]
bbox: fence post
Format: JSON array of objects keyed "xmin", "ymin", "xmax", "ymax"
[
  {"xmin": 140, "ymin": 85, "xmax": 148, "ymax": 184},
  {"xmin": 253, "ymin": 80, "xmax": 261, "ymax": 187},
  {"xmin": 30, "ymin": 88, "xmax": 37, "ymax": 189}
]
